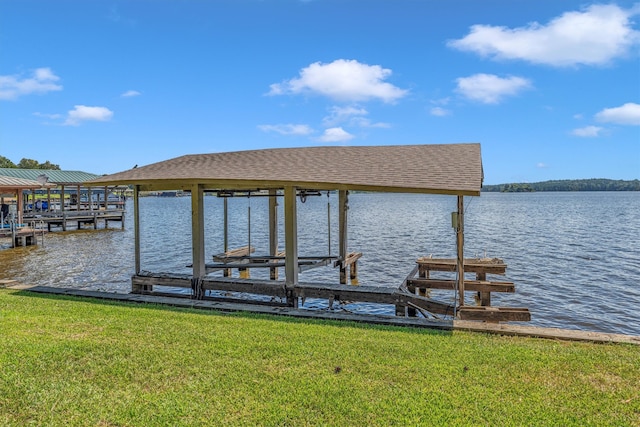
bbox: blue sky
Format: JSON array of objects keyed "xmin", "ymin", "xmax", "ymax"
[{"xmin": 1, "ymin": 1, "xmax": 638, "ymax": 184}]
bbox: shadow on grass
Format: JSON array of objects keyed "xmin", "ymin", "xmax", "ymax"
[{"xmin": 10, "ymin": 287, "xmax": 454, "ymax": 337}]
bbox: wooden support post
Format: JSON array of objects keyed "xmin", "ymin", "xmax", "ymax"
[
  {"xmin": 223, "ymin": 197, "xmax": 230, "ymax": 277},
  {"xmin": 350, "ymin": 260, "xmax": 357, "ymax": 280},
  {"xmin": 131, "ymin": 185, "xmax": 146, "ymax": 293},
  {"xmin": 339, "ymin": 190, "xmax": 348, "ymax": 284},
  {"xmin": 456, "ymin": 195, "xmax": 465, "ymax": 308},
  {"xmin": 16, "ymin": 190, "xmax": 24, "ymax": 225},
  {"xmin": 284, "ymin": 186, "xmax": 298, "ymax": 307},
  {"xmin": 88, "ymin": 187, "xmax": 93, "ymax": 211},
  {"xmin": 269, "ymin": 189, "xmax": 279, "ymax": 280},
  {"xmin": 46, "ymin": 188, "xmax": 51, "ymax": 213},
  {"xmin": 477, "ymin": 272, "xmax": 491, "ymax": 306},
  {"xmin": 191, "ymin": 184, "xmax": 205, "ymax": 299},
  {"xmin": 60, "ymin": 185, "xmax": 65, "ymax": 213},
  {"xmin": 133, "ymin": 186, "xmax": 141, "ymax": 275},
  {"xmin": 76, "ymin": 185, "xmax": 81, "ymax": 211}
]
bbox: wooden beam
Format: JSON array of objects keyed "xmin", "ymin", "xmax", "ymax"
[
  {"xmin": 338, "ymin": 190, "xmax": 348, "ymax": 284},
  {"xmin": 191, "ymin": 184, "xmax": 205, "ymax": 280},
  {"xmin": 60, "ymin": 185, "xmax": 65, "ymax": 213},
  {"xmin": 269, "ymin": 189, "xmax": 278, "ymax": 280},
  {"xmin": 416, "ymin": 258, "xmax": 506, "ymax": 275},
  {"xmin": 458, "ymin": 306, "xmax": 531, "ymax": 322},
  {"xmin": 456, "ymin": 195, "xmax": 465, "ymax": 307},
  {"xmin": 407, "ymin": 278, "xmax": 515, "ymax": 293},
  {"xmin": 133, "ymin": 185, "xmax": 141, "ymax": 275},
  {"xmin": 284, "ymin": 186, "xmax": 298, "ymax": 307},
  {"xmin": 16, "ymin": 189, "xmax": 24, "ymax": 224}
]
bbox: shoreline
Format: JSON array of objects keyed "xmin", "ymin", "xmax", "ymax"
[{"xmin": 3, "ymin": 282, "xmax": 638, "ymax": 345}]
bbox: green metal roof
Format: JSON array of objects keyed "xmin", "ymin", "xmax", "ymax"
[{"xmin": 0, "ymin": 168, "xmax": 100, "ymax": 185}]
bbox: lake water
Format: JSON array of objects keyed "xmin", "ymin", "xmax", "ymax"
[{"xmin": 1, "ymin": 192, "xmax": 639, "ymax": 336}]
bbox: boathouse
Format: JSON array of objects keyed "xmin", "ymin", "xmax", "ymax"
[
  {"xmin": 0, "ymin": 168, "xmax": 126, "ymax": 231},
  {"xmin": 87, "ymin": 144, "xmax": 530, "ymax": 322}
]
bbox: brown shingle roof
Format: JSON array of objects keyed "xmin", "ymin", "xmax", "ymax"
[{"xmin": 87, "ymin": 144, "xmax": 483, "ymax": 195}]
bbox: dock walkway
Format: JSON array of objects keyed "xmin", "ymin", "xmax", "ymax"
[
  {"xmin": 23, "ymin": 209, "xmax": 125, "ymax": 231},
  {"xmin": 4, "ymin": 283, "xmax": 638, "ymax": 345}
]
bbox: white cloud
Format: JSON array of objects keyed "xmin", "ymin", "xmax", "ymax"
[
  {"xmin": 572, "ymin": 125, "xmax": 604, "ymax": 137},
  {"xmin": 322, "ymin": 105, "xmax": 368, "ymax": 126},
  {"xmin": 595, "ymin": 102, "xmax": 640, "ymax": 125},
  {"xmin": 33, "ymin": 112, "xmax": 63, "ymax": 120},
  {"xmin": 430, "ymin": 107, "xmax": 451, "ymax": 117},
  {"xmin": 448, "ymin": 4, "xmax": 640, "ymax": 67},
  {"xmin": 321, "ymin": 105, "xmax": 390, "ymax": 129},
  {"xmin": 455, "ymin": 73, "xmax": 532, "ymax": 104},
  {"xmin": 64, "ymin": 105, "xmax": 114, "ymax": 126},
  {"xmin": 315, "ymin": 127, "xmax": 354, "ymax": 143},
  {"xmin": 0, "ymin": 67, "xmax": 62, "ymax": 100},
  {"xmin": 536, "ymin": 162, "xmax": 549, "ymax": 168},
  {"xmin": 268, "ymin": 59, "xmax": 408, "ymax": 103},
  {"xmin": 257, "ymin": 124, "xmax": 313, "ymax": 136},
  {"xmin": 121, "ymin": 90, "xmax": 141, "ymax": 98},
  {"xmin": 353, "ymin": 118, "xmax": 391, "ymax": 128}
]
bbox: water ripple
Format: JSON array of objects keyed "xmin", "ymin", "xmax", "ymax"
[{"xmin": 1, "ymin": 192, "xmax": 638, "ymax": 335}]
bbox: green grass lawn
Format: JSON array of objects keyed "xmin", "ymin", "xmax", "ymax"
[{"xmin": 1, "ymin": 288, "xmax": 639, "ymax": 426}]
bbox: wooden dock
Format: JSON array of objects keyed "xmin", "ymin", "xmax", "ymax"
[
  {"xmin": 409, "ymin": 257, "xmax": 531, "ymax": 322},
  {"xmin": 4, "ymin": 283, "xmax": 638, "ymax": 345},
  {"xmin": 0, "ymin": 226, "xmax": 45, "ymax": 247},
  {"xmin": 23, "ymin": 209, "xmax": 125, "ymax": 231}
]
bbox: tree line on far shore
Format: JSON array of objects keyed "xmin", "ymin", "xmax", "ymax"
[
  {"xmin": 0, "ymin": 155, "xmax": 60, "ymax": 170},
  {"xmin": 483, "ymin": 179, "xmax": 640, "ymax": 192}
]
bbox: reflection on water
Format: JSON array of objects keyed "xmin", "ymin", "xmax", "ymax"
[{"xmin": 1, "ymin": 192, "xmax": 639, "ymax": 336}]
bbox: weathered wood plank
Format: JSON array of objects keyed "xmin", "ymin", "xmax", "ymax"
[
  {"xmin": 458, "ymin": 306, "xmax": 531, "ymax": 322},
  {"xmin": 407, "ymin": 278, "xmax": 515, "ymax": 293},
  {"xmin": 394, "ymin": 292, "xmax": 456, "ymax": 316},
  {"xmin": 417, "ymin": 258, "xmax": 507, "ymax": 275},
  {"xmin": 203, "ymin": 277, "xmax": 288, "ymax": 297},
  {"xmin": 295, "ymin": 282, "xmax": 396, "ymax": 304},
  {"xmin": 14, "ymin": 285, "xmax": 640, "ymax": 344},
  {"xmin": 213, "ymin": 245, "xmax": 255, "ymax": 262}
]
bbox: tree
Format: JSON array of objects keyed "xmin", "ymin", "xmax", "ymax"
[
  {"xmin": 16, "ymin": 158, "xmax": 61, "ymax": 169},
  {"xmin": 0, "ymin": 155, "xmax": 16, "ymax": 168},
  {"xmin": 38, "ymin": 160, "xmax": 61, "ymax": 170},
  {"xmin": 17, "ymin": 158, "xmax": 40, "ymax": 169}
]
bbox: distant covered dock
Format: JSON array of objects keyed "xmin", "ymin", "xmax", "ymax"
[{"xmin": 88, "ymin": 143, "xmax": 530, "ymax": 322}]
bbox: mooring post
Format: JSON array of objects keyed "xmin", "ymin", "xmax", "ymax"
[{"xmin": 284, "ymin": 186, "xmax": 298, "ymax": 307}]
